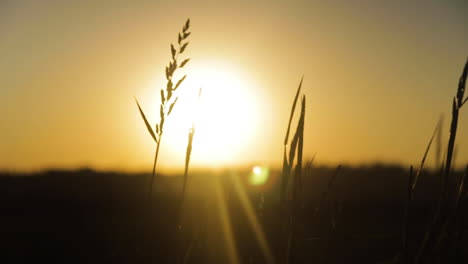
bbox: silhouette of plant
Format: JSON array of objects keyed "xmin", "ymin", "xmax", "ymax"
[{"xmin": 135, "ymin": 18, "xmax": 191, "ymax": 198}]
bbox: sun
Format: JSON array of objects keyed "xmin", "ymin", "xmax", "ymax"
[{"xmin": 161, "ymin": 65, "xmax": 261, "ymax": 166}]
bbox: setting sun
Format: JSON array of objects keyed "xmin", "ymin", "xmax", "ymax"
[{"xmin": 162, "ymin": 65, "xmax": 261, "ymax": 166}]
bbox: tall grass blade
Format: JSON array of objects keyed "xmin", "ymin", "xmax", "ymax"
[
  {"xmin": 284, "ymin": 76, "xmax": 304, "ymax": 146},
  {"xmin": 444, "ymin": 58, "xmax": 467, "ymax": 193},
  {"xmin": 181, "ymin": 88, "xmax": 201, "ymax": 204},
  {"xmin": 286, "ymin": 95, "xmax": 306, "ymax": 264},
  {"xmin": 412, "ymin": 122, "xmax": 439, "ymax": 191},
  {"xmin": 135, "ymin": 98, "xmax": 157, "ymax": 143},
  {"xmin": 404, "ymin": 121, "xmax": 438, "ymax": 262},
  {"xmin": 455, "ymin": 58, "xmax": 467, "ymax": 107},
  {"xmin": 435, "ymin": 115, "xmax": 444, "ymax": 170},
  {"xmin": 293, "ymin": 95, "xmax": 306, "ymax": 204},
  {"xmin": 415, "ymin": 58, "xmax": 468, "ymax": 264},
  {"xmin": 281, "ymin": 77, "xmax": 304, "ymax": 201}
]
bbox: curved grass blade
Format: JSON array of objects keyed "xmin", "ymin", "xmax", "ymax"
[
  {"xmin": 135, "ymin": 97, "xmax": 157, "ymax": 143},
  {"xmin": 456, "ymin": 57, "xmax": 467, "ymax": 107},
  {"xmin": 281, "ymin": 76, "xmax": 304, "ymax": 202},
  {"xmin": 284, "ymin": 76, "xmax": 304, "ymax": 146},
  {"xmin": 444, "ymin": 58, "xmax": 468, "ymax": 194},
  {"xmin": 412, "ymin": 121, "xmax": 439, "ymax": 191}
]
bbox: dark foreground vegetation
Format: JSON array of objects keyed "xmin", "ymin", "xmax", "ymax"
[{"xmin": 0, "ymin": 166, "xmax": 467, "ymax": 264}]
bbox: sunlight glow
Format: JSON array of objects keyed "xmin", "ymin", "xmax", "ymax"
[
  {"xmin": 163, "ymin": 65, "xmax": 261, "ymax": 166},
  {"xmin": 249, "ymin": 166, "xmax": 269, "ymax": 186},
  {"xmin": 214, "ymin": 177, "xmax": 240, "ymax": 264},
  {"xmin": 231, "ymin": 173, "xmax": 274, "ymax": 264}
]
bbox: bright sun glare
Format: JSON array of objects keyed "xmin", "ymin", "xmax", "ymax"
[
  {"xmin": 161, "ymin": 65, "xmax": 261, "ymax": 166},
  {"xmin": 249, "ymin": 165, "xmax": 269, "ymax": 186}
]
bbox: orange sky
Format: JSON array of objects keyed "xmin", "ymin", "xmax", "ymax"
[{"xmin": 1, "ymin": 0, "xmax": 467, "ymax": 172}]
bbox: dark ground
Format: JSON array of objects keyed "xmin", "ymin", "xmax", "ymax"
[{"xmin": 0, "ymin": 165, "xmax": 466, "ymax": 263}]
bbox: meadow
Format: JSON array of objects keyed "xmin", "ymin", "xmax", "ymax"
[
  {"xmin": 0, "ymin": 166, "xmax": 466, "ymax": 263},
  {"xmin": 0, "ymin": 166, "xmax": 455, "ymax": 263},
  {"xmin": 1, "ymin": 19, "xmax": 467, "ymax": 264}
]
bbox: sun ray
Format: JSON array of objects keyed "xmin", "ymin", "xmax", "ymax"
[
  {"xmin": 231, "ymin": 172, "xmax": 275, "ymax": 264},
  {"xmin": 214, "ymin": 177, "xmax": 240, "ymax": 264}
]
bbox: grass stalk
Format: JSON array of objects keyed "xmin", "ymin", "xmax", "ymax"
[
  {"xmin": 181, "ymin": 87, "xmax": 201, "ymax": 206},
  {"xmin": 415, "ymin": 58, "xmax": 467, "ymax": 264},
  {"xmin": 286, "ymin": 95, "xmax": 306, "ymax": 264},
  {"xmin": 281, "ymin": 77, "xmax": 304, "ymax": 202},
  {"xmin": 435, "ymin": 115, "xmax": 444, "ymax": 170},
  {"xmin": 410, "ymin": 122, "xmax": 439, "ymax": 193},
  {"xmin": 135, "ymin": 18, "xmax": 192, "ymax": 199},
  {"xmin": 177, "ymin": 88, "xmax": 201, "ymax": 264},
  {"xmin": 278, "ymin": 77, "xmax": 306, "ymax": 263},
  {"xmin": 182, "ymin": 129, "xmax": 193, "ymax": 202},
  {"xmin": 150, "ymin": 139, "xmax": 162, "ymax": 198},
  {"xmin": 443, "ymin": 58, "xmax": 467, "ymax": 196}
]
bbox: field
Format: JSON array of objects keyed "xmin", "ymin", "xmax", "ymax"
[
  {"xmin": 2, "ymin": 6, "xmax": 468, "ymax": 264},
  {"xmin": 0, "ymin": 166, "xmax": 466, "ymax": 263}
]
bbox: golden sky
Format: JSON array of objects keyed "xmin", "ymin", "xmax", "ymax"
[{"xmin": 1, "ymin": 0, "xmax": 467, "ymax": 171}]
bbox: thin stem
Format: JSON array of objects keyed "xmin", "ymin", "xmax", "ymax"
[
  {"xmin": 181, "ymin": 129, "xmax": 193, "ymax": 205},
  {"xmin": 148, "ymin": 137, "xmax": 162, "ymax": 199},
  {"xmin": 444, "ymin": 99, "xmax": 459, "ymax": 196}
]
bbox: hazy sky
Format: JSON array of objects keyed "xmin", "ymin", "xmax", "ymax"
[{"xmin": 1, "ymin": 0, "xmax": 467, "ymax": 171}]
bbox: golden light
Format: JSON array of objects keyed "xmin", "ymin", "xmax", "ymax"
[
  {"xmin": 249, "ymin": 165, "xmax": 269, "ymax": 186},
  {"xmin": 161, "ymin": 63, "xmax": 261, "ymax": 166}
]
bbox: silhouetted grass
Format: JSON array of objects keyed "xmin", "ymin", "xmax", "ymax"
[
  {"xmin": 398, "ymin": 121, "xmax": 439, "ymax": 263},
  {"xmin": 135, "ymin": 18, "xmax": 191, "ymax": 198},
  {"xmin": 277, "ymin": 77, "xmax": 305, "ymax": 263},
  {"xmin": 281, "ymin": 77, "xmax": 303, "ymax": 203},
  {"xmin": 181, "ymin": 87, "xmax": 202, "ymax": 206},
  {"xmin": 415, "ymin": 58, "xmax": 468, "ymax": 264},
  {"xmin": 3, "ymin": 18, "xmax": 468, "ymax": 263}
]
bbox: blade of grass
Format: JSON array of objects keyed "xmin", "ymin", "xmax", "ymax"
[
  {"xmin": 287, "ymin": 95, "xmax": 306, "ymax": 264},
  {"xmin": 141, "ymin": 18, "xmax": 192, "ymax": 199},
  {"xmin": 415, "ymin": 58, "xmax": 468, "ymax": 264},
  {"xmin": 281, "ymin": 76, "xmax": 304, "ymax": 202},
  {"xmin": 403, "ymin": 121, "xmax": 438, "ymax": 262},
  {"xmin": 181, "ymin": 88, "xmax": 202, "ymax": 205},
  {"xmin": 284, "ymin": 76, "xmax": 304, "ymax": 146},
  {"xmin": 412, "ymin": 121, "xmax": 439, "ymax": 191},
  {"xmin": 435, "ymin": 115, "xmax": 444, "ymax": 171},
  {"xmin": 444, "ymin": 58, "xmax": 468, "ymax": 194},
  {"xmin": 135, "ymin": 98, "xmax": 158, "ymax": 143}
]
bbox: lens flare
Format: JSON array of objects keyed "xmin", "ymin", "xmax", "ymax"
[{"xmin": 249, "ymin": 166, "xmax": 269, "ymax": 186}]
